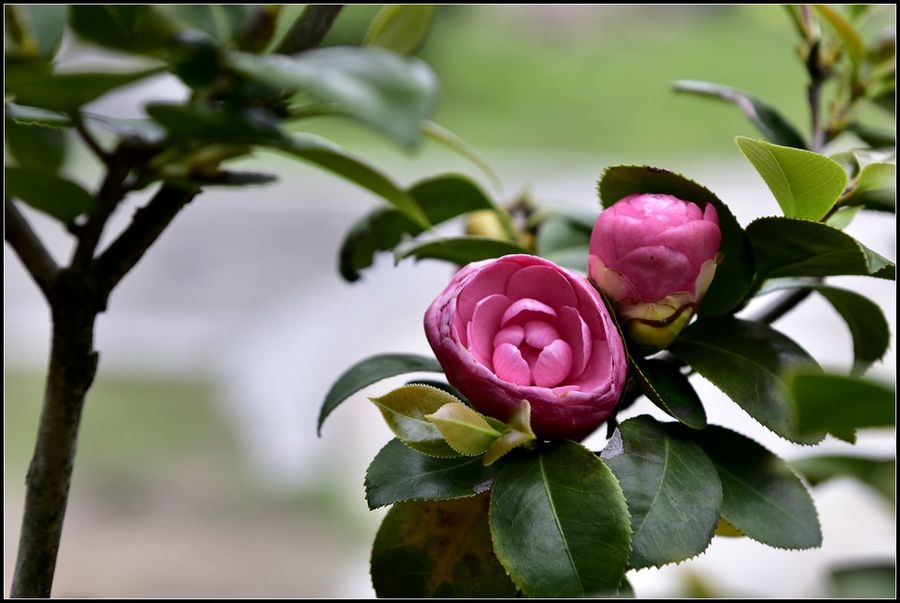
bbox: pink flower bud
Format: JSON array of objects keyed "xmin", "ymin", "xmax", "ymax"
[
  {"xmin": 589, "ymin": 193, "xmax": 721, "ymax": 349},
  {"xmin": 424, "ymin": 255, "xmax": 628, "ymax": 440}
]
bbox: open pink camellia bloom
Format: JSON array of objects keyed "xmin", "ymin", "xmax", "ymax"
[
  {"xmin": 424, "ymin": 254, "xmax": 627, "ymax": 440},
  {"xmin": 589, "ymin": 193, "xmax": 721, "ymax": 349}
]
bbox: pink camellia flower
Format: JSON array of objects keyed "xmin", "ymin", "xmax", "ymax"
[
  {"xmin": 424, "ymin": 254, "xmax": 627, "ymax": 441},
  {"xmin": 589, "ymin": 193, "xmax": 721, "ymax": 349}
]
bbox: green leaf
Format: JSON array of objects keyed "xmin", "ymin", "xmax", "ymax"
[
  {"xmin": 736, "ymin": 136, "xmax": 847, "ymax": 220},
  {"xmin": 371, "ymin": 495, "xmax": 518, "ymax": 597},
  {"xmin": 227, "ymin": 47, "xmax": 437, "ymax": 149},
  {"xmin": 631, "ymin": 357, "xmax": 707, "ymax": 429},
  {"xmin": 6, "ymin": 65, "xmax": 164, "ymax": 112},
  {"xmin": 673, "ymin": 80, "xmax": 806, "ymax": 148},
  {"xmin": 425, "ymin": 402, "xmax": 502, "ymax": 456},
  {"xmin": 825, "ymin": 206, "xmax": 860, "ymax": 229},
  {"xmin": 406, "ymin": 379, "xmax": 467, "ymax": 402},
  {"xmin": 339, "ymin": 173, "xmax": 505, "ymax": 281},
  {"xmin": 671, "ymin": 317, "xmax": 822, "ymax": 444},
  {"xmin": 759, "ymin": 281, "xmax": 890, "ymax": 375},
  {"xmin": 162, "ymin": 5, "xmax": 254, "ymax": 44},
  {"xmin": 842, "ymin": 162, "xmax": 896, "ymax": 213},
  {"xmin": 146, "ymin": 103, "xmax": 287, "ymax": 145},
  {"xmin": 5, "ymin": 166, "xmax": 94, "ymax": 222},
  {"xmin": 395, "ymin": 236, "xmax": 528, "ymax": 266},
  {"xmin": 4, "ymin": 103, "xmax": 72, "ymax": 129},
  {"xmin": 5, "ymin": 113, "xmax": 66, "ymax": 174},
  {"xmin": 317, "ymin": 353, "xmax": 442, "ymax": 434},
  {"xmin": 69, "ymin": 5, "xmax": 180, "ymax": 54},
  {"xmin": 848, "ymin": 122, "xmax": 895, "ymax": 149},
  {"xmin": 598, "ymin": 165, "xmax": 755, "ymax": 317},
  {"xmin": 692, "ymin": 425, "xmax": 822, "ymax": 550},
  {"xmin": 536, "ymin": 212, "xmax": 592, "ymax": 272},
  {"xmin": 830, "ymin": 563, "xmax": 896, "ymax": 598},
  {"xmin": 746, "ymin": 217, "xmax": 895, "ymax": 280},
  {"xmin": 365, "ymin": 439, "xmax": 500, "ymax": 510},
  {"xmin": 602, "ymin": 416, "xmax": 722, "ymax": 569},
  {"xmin": 483, "ymin": 400, "xmax": 537, "ymax": 466},
  {"xmin": 490, "ymin": 440, "xmax": 632, "ymax": 597},
  {"xmin": 814, "ymin": 5, "xmax": 866, "ymax": 69},
  {"xmin": 364, "ymin": 5, "xmax": 435, "ymax": 55},
  {"xmin": 280, "ymin": 134, "xmax": 431, "ymax": 229},
  {"xmin": 371, "ymin": 384, "xmax": 461, "ymax": 458},
  {"xmin": 784, "ymin": 371, "xmax": 895, "ymax": 435},
  {"xmin": 5, "ymin": 5, "xmax": 67, "ymax": 61},
  {"xmin": 422, "ymin": 121, "xmax": 503, "ymax": 196},
  {"xmin": 791, "ymin": 454, "xmax": 895, "ymax": 503}
]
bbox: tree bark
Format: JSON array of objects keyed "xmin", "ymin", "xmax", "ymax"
[{"xmin": 11, "ymin": 274, "xmax": 100, "ymax": 598}]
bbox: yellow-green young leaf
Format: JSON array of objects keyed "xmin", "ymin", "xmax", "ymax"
[
  {"xmin": 715, "ymin": 517, "xmax": 745, "ymax": 538},
  {"xmin": 371, "ymin": 384, "xmax": 461, "ymax": 458},
  {"xmin": 483, "ymin": 400, "xmax": 536, "ymax": 466},
  {"xmin": 842, "ymin": 162, "xmax": 896, "ymax": 213},
  {"xmin": 736, "ymin": 136, "xmax": 848, "ymax": 220},
  {"xmin": 425, "ymin": 402, "xmax": 502, "ymax": 456},
  {"xmin": 814, "ymin": 5, "xmax": 866, "ymax": 68},
  {"xmin": 364, "ymin": 5, "xmax": 435, "ymax": 55}
]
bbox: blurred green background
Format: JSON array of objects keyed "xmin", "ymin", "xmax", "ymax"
[{"xmin": 5, "ymin": 5, "xmax": 895, "ymax": 597}]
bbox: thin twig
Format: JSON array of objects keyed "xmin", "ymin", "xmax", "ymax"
[
  {"xmin": 4, "ymin": 198, "xmax": 59, "ymax": 300},
  {"xmin": 93, "ymin": 184, "xmax": 199, "ymax": 295},
  {"xmin": 275, "ymin": 5, "xmax": 344, "ymax": 55},
  {"xmin": 70, "ymin": 154, "xmax": 132, "ymax": 269},
  {"xmin": 73, "ymin": 118, "xmax": 110, "ymax": 165}
]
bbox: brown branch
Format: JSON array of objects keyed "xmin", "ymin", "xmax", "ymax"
[
  {"xmin": 74, "ymin": 118, "xmax": 110, "ymax": 165},
  {"xmin": 94, "ymin": 184, "xmax": 199, "ymax": 295},
  {"xmin": 4, "ymin": 198, "xmax": 59, "ymax": 300},
  {"xmin": 70, "ymin": 154, "xmax": 133, "ymax": 269},
  {"xmin": 275, "ymin": 4, "xmax": 344, "ymax": 55}
]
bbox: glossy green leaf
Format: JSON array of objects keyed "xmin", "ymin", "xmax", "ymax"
[
  {"xmin": 747, "ymin": 217, "xmax": 895, "ymax": 280},
  {"xmin": 598, "ymin": 165, "xmax": 755, "ymax": 317},
  {"xmin": 490, "ymin": 440, "xmax": 632, "ymax": 597},
  {"xmin": 842, "ymin": 162, "xmax": 896, "ymax": 213},
  {"xmin": 830, "ymin": 563, "xmax": 896, "ymax": 598},
  {"xmin": 364, "ymin": 5, "xmax": 435, "ymax": 55},
  {"xmin": 6, "ymin": 65, "xmax": 164, "ymax": 112},
  {"xmin": 671, "ymin": 317, "xmax": 822, "ymax": 444},
  {"xmin": 395, "ymin": 236, "xmax": 527, "ymax": 266},
  {"xmin": 602, "ymin": 416, "xmax": 721, "ymax": 568},
  {"xmin": 5, "ymin": 5, "xmax": 67, "ymax": 61},
  {"xmin": 69, "ymin": 5, "xmax": 180, "ymax": 54},
  {"xmin": 632, "ymin": 357, "xmax": 707, "ymax": 429},
  {"xmin": 736, "ymin": 136, "xmax": 847, "ymax": 220},
  {"xmin": 814, "ymin": 5, "xmax": 865, "ymax": 68},
  {"xmin": 784, "ymin": 371, "xmax": 895, "ymax": 435},
  {"xmin": 673, "ymin": 80, "xmax": 806, "ymax": 148},
  {"xmin": 483, "ymin": 400, "xmax": 536, "ymax": 466},
  {"xmin": 791, "ymin": 455, "xmax": 895, "ymax": 503},
  {"xmin": 5, "ymin": 114, "xmax": 66, "ymax": 174},
  {"xmin": 425, "ymin": 402, "xmax": 501, "ymax": 456},
  {"xmin": 422, "ymin": 121, "xmax": 503, "ymax": 195},
  {"xmin": 371, "ymin": 384, "xmax": 461, "ymax": 457},
  {"xmin": 281, "ymin": 134, "xmax": 430, "ymax": 229},
  {"xmin": 227, "ymin": 47, "xmax": 437, "ymax": 148},
  {"xmin": 338, "ymin": 173, "xmax": 510, "ymax": 280},
  {"xmin": 146, "ymin": 103, "xmax": 287, "ymax": 145},
  {"xmin": 693, "ymin": 425, "xmax": 822, "ymax": 550},
  {"xmin": 317, "ymin": 353, "xmax": 442, "ymax": 434},
  {"xmin": 365, "ymin": 439, "xmax": 500, "ymax": 510},
  {"xmin": 371, "ymin": 495, "xmax": 518, "ymax": 597},
  {"xmin": 5, "ymin": 166, "xmax": 94, "ymax": 222},
  {"xmin": 759, "ymin": 281, "xmax": 890, "ymax": 375}
]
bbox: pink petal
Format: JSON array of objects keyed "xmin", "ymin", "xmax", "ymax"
[
  {"xmin": 506, "ymin": 265, "xmax": 577, "ymax": 309},
  {"xmin": 494, "ymin": 325, "xmax": 524, "ymax": 348},
  {"xmin": 703, "ymin": 203, "xmax": 719, "ymax": 226},
  {"xmin": 653, "ymin": 220, "xmax": 721, "ymax": 269},
  {"xmin": 492, "ymin": 343, "xmax": 531, "ymax": 386},
  {"xmin": 617, "ymin": 245, "xmax": 693, "ymax": 301},
  {"xmin": 467, "ymin": 294, "xmax": 512, "ymax": 369},
  {"xmin": 457, "ymin": 260, "xmax": 519, "ymax": 322},
  {"xmin": 524, "ymin": 321, "xmax": 560, "ymax": 349},
  {"xmin": 557, "ymin": 306, "xmax": 592, "ymax": 378},
  {"xmin": 532, "ymin": 339, "xmax": 573, "ymax": 388},
  {"xmin": 501, "ymin": 297, "xmax": 557, "ymax": 326},
  {"xmin": 589, "ymin": 256, "xmax": 640, "ymax": 304},
  {"xmin": 572, "ymin": 340, "xmax": 613, "ymax": 390}
]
